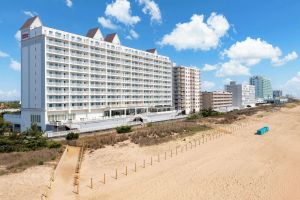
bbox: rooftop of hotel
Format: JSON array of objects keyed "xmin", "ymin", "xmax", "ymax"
[{"xmin": 20, "ymin": 16, "xmax": 169, "ymax": 60}]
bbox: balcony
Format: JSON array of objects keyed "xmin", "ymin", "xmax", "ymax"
[
  {"xmin": 47, "ymin": 49, "xmax": 69, "ymax": 55},
  {"xmin": 70, "ymin": 53, "xmax": 88, "ymax": 59},
  {"xmin": 47, "ymin": 74, "xmax": 69, "ymax": 79},
  {"xmin": 48, "ymin": 41, "xmax": 69, "ymax": 47},
  {"xmin": 47, "ymin": 57, "xmax": 69, "ymax": 63},
  {"xmin": 70, "ymin": 75, "xmax": 88, "ymax": 80},
  {"xmin": 47, "ymin": 99, "xmax": 69, "ymax": 103},
  {"xmin": 70, "ymin": 83, "xmax": 89, "ymax": 88},
  {"xmin": 47, "ymin": 106, "xmax": 69, "ymax": 111},
  {"xmin": 70, "ymin": 60, "xmax": 89, "ymax": 66},
  {"xmin": 47, "ymin": 65, "xmax": 69, "ymax": 71},
  {"xmin": 47, "ymin": 82, "xmax": 69, "ymax": 87}
]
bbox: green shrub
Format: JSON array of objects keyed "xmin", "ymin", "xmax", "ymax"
[
  {"xmin": 147, "ymin": 123, "xmax": 153, "ymax": 127},
  {"xmin": 201, "ymin": 108, "xmax": 220, "ymax": 117},
  {"xmin": 47, "ymin": 140, "xmax": 62, "ymax": 149},
  {"xmin": 0, "ymin": 123, "xmax": 50, "ymax": 153},
  {"xmin": 131, "ymin": 121, "xmax": 211, "ymax": 146},
  {"xmin": 116, "ymin": 126, "xmax": 132, "ymax": 134},
  {"xmin": 74, "ymin": 133, "xmax": 129, "ymax": 149},
  {"xmin": 66, "ymin": 132, "xmax": 79, "ymax": 140},
  {"xmin": 38, "ymin": 160, "xmax": 44, "ymax": 165},
  {"xmin": 186, "ymin": 113, "xmax": 201, "ymax": 120}
]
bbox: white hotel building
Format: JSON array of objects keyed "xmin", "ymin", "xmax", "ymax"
[
  {"xmin": 225, "ymin": 81, "xmax": 256, "ymax": 108},
  {"xmin": 6, "ymin": 16, "xmax": 175, "ymax": 133}
]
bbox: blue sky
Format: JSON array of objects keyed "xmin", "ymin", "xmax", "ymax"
[{"xmin": 0, "ymin": 0, "xmax": 300, "ymax": 100}]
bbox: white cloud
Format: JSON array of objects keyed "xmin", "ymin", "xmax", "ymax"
[
  {"xmin": 66, "ymin": 0, "xmax": 73, "ymax": 7},
  {"xmin": 0, "ymin": 90, "xmax": 20, "ymax": 100},
  {"xmin": 105, "ymin": 0, "xmax": 140, "ymax": 26},
  {"xmin": 138, "ymin": 0, "xmax": 161, "ymax": 23},
  {"xmin": 23, "ymin": 11, "xmax": 38, "ymax": 17},
  {"xmin": 213, "ymin": 37, "xmax": 298, "ymax": 77},
  {"xmin": 272, "ymin": 51, "xmax": 298, "ymax": 66},
  {"xmin": 283, "ymin": 71, "xmax": 300, "ymax": 97},
  {"xmin": 159, "ymin": 13, "xmax": 230, "ymax": 51},
  {"xmin": 202, "ymin": 81, "xmax": 216, "ymax": 91},
  {"xmin": 126, "ymin": 29, "xmax": 139, "ymax": 40},
  {"xmin": 10, "ymin": 59, "xmax": 21, "ymax": 71},
  {"xmin": 216, "ymin": 60, "xmax": 250, "ymax": 77},
  {"xmin": 202, "ymin": 64, "xmax": 218, "ymax": 71},
  {"xmin": 0, "ymin": 50, "xmax": 9, "ymax": 58},
  {"xmin": 98, "ymin": 17, "xmax": 119, "ymax": 30},
  {"xmin": 222, "ymin": 37, "xmax": 297, "ymax": 66},
  {"xmin": 15, "ymin": 30, "xmax": 21, "ymax": 42}
]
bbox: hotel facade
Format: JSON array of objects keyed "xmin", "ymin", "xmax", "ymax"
[
  {"xmin": 201, "ymin": 91, "xmax": 233, "ymax": 111},
  {"xmin": 249, "ymin": 76, "xmax": 273, "ymax": 100},
  {"xmin": 173, "ymin": 66, "xmax": 201, "ymax": 114},
  {"xmin": 225, "ymin": 81, "xmax": 256, "ymax": 108},
  {"xmin": 8, "ymin": 16, "xmax": 175, "ymax": 133}
]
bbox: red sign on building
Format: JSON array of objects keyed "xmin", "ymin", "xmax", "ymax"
[{"xmin": 22, "ymin": 33, "xmax": 29, "ymax": 40}]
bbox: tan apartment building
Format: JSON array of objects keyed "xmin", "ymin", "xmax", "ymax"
[
  {"xmin": 202, "ymin": 91, "xmax": 232, "ymax": 110},
  {"xmin": 173, "ymin": 66, "xmax": 201, "ymax": 114}
]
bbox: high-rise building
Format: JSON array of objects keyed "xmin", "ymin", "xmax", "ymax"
[
  {"xmin": 7, "ymin": 16, "xmax": 174, "ymax": 133},
  {"xmin": 201, "ymin": 91, "xmax": 232, "ymax": 111},
  {"xmin": 173, "ymin": 66, "xmax": 201, "ymax": 114},
  {"xmin": 249, "ymin": 76, "xmax": 273, "ymax": 100},
  {"xmin": 273, "ymin": 90, "xmax": 283, "ymax": 99},
  {"xmin": 225, "ymin": 81, "xmax": 256, "ymax": 108}
]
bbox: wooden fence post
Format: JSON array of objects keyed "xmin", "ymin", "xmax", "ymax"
[
  {"xmin": 48, "ymin": 178, "xmax": 52, "ymax": 189},
  {"xmin": 90, "ymin": 178, "xmax": 93, "ymax": 189},
  {"xmin": 125, "ymin": 166, "xmax": 128, "ymax": 176},
  {"xmin": 104, "ymin": 173, "xmax": 106, "ymax": 184},
  {"xmin": 115, "ymin": 169, "xmax": 118, "ymax": 180}
]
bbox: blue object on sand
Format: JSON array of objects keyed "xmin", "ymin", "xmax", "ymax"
[{"xmin": 256, "ymin": 126, "xmax": 269, "ymax": 135}]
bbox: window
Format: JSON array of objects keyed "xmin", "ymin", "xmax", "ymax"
[{"xmin": 31, "ymin": 115, "xmax": 41, "ymax": 123}]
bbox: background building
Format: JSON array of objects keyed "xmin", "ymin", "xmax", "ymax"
[
  {"xmin": 6, "ymin": 16, "xmax": 175, "ymax": 133},
  {"xmin": 249, "ymin": 76, "xmax": 273, "ymax": 100},
  {"xmin": 202, "ymin": 91, "xmax": 232, "ymax": 111},
  {"xmin": 273, "ymin": 90, "xmax": 283, "ymax": 99},
  {"xmin": 173, "ymin": 66, "xmax": 201, "ymax": 114},
  {"xmin": 225, "ymin": 81, "xmax": 256, "ymax": 108}
]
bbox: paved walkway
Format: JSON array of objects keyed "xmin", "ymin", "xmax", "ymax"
[{"xmin": 47, "ymin": 146, "xmax": 81, "ymax": 200}]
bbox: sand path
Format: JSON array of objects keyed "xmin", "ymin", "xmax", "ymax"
[
  {"xmin": 77, "ymin": 106, "xmax": 300, "ymax": 200},
  {"xmin": 47, "ymin": 146, "xmax": 81, "ymax": 200}
]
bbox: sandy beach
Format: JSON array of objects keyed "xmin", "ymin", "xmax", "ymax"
[
  {"xmin": 0, "ymin": 166, "xmax": 52, "ymax": 200},
  {"xmin": 78, "ymin": 106, "xmax": 300, "ymax": 200},
  {"xmin": 1, "ymin": 105, "xmax": 300, "ymax": 200}
]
